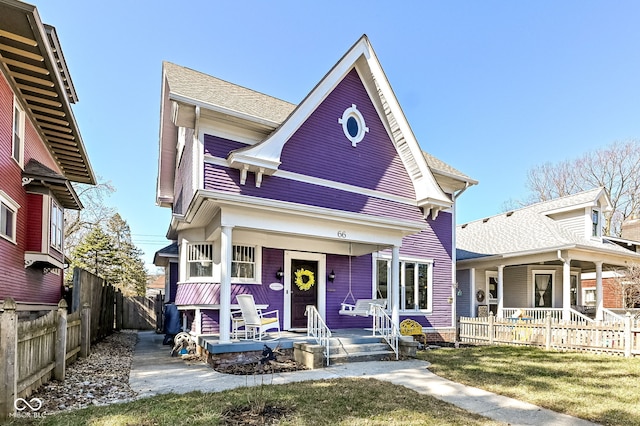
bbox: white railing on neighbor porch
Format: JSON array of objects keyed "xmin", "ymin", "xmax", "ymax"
[
  {"xmin": 306, "ymin": 305, "xmax": 332, "ymax": 366},
  {"xmin": 601, "ymin": 308, "xmax": 624, "ymax": 324},
  {"xmin": 502, "ymin": 307, "xmax": 594, "ymax": 324},
  {"xmin": 459, "ymin": 312, "xmax": 640, "ymax": 357},
  {"xmin": 372, "ymin": 304, "xmax": 399, "ymax": 360}
]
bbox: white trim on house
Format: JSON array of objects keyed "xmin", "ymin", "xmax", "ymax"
[
  {"xmin": 204, "ymin": 155, "xmax": 417, "ymax": 206},
  {"xmin": 0, "ymin": 189, "xmax": 20, "ymax": 244},
  {"xmin": 372, "ymin": 253, "xmax": 434, "ymax": 314}
]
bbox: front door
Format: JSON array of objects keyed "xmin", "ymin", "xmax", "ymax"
[
  {"xmin": 291, "ymin": 258, "xmax": 318, "ymax": 328},
  {"xmin": 284, "ymin": 251, "xmax": 326, "ymax": 330}
]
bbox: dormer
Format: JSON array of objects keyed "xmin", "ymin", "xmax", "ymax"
[{"xmin": 542, "ymin": 188, "xmax": 611, "ymax": 240}]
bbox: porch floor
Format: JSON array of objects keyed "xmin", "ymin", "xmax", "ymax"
[{"xmin": 199, "ymin": 328, "xmax": 376, "ymax": 354}]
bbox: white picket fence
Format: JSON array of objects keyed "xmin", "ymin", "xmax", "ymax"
[{"xmin": 459, "ymin": 312, "xmax": 640, "ymax": 357}]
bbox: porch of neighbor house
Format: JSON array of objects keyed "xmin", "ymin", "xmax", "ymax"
[{"xmin": 459, "ymin": 252, "xmax": 631, "ymax": 325}]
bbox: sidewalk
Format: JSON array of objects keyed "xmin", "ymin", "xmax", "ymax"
[{"xmin": 129, "ymin": 331, "xmax": 598, "ymax": 426}]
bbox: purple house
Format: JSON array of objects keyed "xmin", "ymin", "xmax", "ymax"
[{"xmin": 155, "ymin": 35, "xmax": 475, "ymax": 345}]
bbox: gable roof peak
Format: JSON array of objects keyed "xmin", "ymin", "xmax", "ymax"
[{"xmin": 226, "ymin": 34, "xmax": 452, "ymax": 213}]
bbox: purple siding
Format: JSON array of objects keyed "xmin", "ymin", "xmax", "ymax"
[
  {"xmin": 174, "ymin": 128, "xmax": 194, "ymax": 216},
  {"xmin": 279, "ymin": 69, "xmax": 415, "ymax": 199},
  {"xmin": 204, "ymin": 134, "xmax": 246, "ymax": 158},
  {"xmin": 204, "ymin": 163, "xmax": 423, "ymax": 222},
  {"xmin": 384, "ymin": 212, "xmax": 453, "ymax": 328},
  {"xmin": 169, "ymin": 262, "xmax": 178, "ymax": 302},
  {"xmin": 325, "ymin": 254, "xmax": 374, "ymax": 329},
  {"xmin": 175, "ymin": 248, "xmax": 286, "ymax": 333}
]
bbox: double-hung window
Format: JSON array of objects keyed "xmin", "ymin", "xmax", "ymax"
[
  {"xmin": 591, "ymin": 209, "xmax": 600, "ymax": 237},
  {"xmin": 0, "ymin": 190, "xmax": 19, "ymax": 243},
  {"xmin": 12, "ymin": 99, "xmax": 24, "ymax": 166},
  {"xmin": 231, "ymin": 245, "xmax": 258, "ymax": 283},
  {"xmin": 187, "ymin": 243, "xmax": 213, "ymax": 279},
  {"xmin": 50, "ymin": 201, "xmax": 64, "ymax": 251},
  {"xmin": 375, "ymin": 257, "xmax": 433, "ymax": 312}
]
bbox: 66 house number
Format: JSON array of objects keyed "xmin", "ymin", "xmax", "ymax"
[{"xmin": 337, "ymin": 230, "xmax": 347, "ymax": 239}]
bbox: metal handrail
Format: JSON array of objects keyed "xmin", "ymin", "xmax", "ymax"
[
  {"xmin": 306, "ymin": 305, "xmax": 332, "ymax": 366},
  {"xmin": 372, "ymin": 304, "xmax": 398, "ymax": 360}
]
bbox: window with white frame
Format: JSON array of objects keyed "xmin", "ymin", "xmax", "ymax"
[
  {"xmin": 0, "ymin": 190, "xmax": 19, "ymax": 243},
  {"xmin": 533, "ymin": 272, "xmax": 553, "ymax": 308},
  {"xmin": 12, "ymin": 99, "xmax": 24, "ymax": 166},
  {"xmin": 583, "ymin": 288, "xmax": 596, "ymax": 306},
  {"xmin": 50, "ymin": 201, "xmax": 63, "ymax": 251},
  {"xmin": 231, "ymin": 245, "xmax": 259, "ymax": 282},
  {"xmin": 591, "ymin": 209, "xmax": 600, "ymax": 237},
  {"xmin": 187, "ymin": 243, "xmax": 213, "ymax": 279},
  {"xmin": 375, "ymin": 257, "xmax": 433, "ymax": 311}
]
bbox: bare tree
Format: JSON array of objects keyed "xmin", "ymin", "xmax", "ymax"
[
  {"xmin": 611, "ymin": 263, "xmax": 640, "ymax": 309},
  {"xmin": 525, "ymin": 140, "xmax": 640, "ymax": 236},
  {"xmin": 64, "ymin": 178, "xmax": 116, "ymax": 258}
]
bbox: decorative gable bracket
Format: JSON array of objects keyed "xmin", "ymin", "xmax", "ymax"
[
  {"xmin": 420, "ymin": 198, "xmax": 452, "ymax": 220},
  {"xmin": 238, "ymin": 165, "xmax": 267, "ymax": 188},
  {"xmin": 228, "ymin": 152, "xmax": 280, "ymax": 188}
]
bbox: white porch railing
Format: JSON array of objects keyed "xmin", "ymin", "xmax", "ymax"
[
  {"xmin": 502, "ymin": 307, "xmax": 594, "ymax": 324},
  {"xmin": 306, "ymin": 305, "xmax": 332, "ymax": 366},
  {"xmin": 601, "ymin": 308, "xmax": 624, "ymax": 324},
  {"xmin": 372, "ymin": 305, "xmax": 398, "ymax": 360}
]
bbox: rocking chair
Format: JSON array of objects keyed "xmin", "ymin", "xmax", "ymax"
[{"xmin": 236, "ymin": 294, "xmax": 281, "ymax": 341}]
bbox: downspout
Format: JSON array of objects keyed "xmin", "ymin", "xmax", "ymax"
[{"xmin": 451, "ymin": 181, "xmax": 471, "ymax": 340}]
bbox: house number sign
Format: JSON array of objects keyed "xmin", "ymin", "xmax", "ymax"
[{"xmin": 337, "ymin": 230, "xmax": 347, "ymax": 239}]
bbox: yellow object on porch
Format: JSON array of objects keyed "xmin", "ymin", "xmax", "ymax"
[{"xmin": 400, "ymin": 319, "xmax": 427, "ymax": 344}]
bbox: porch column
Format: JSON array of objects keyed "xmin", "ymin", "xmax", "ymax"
[
  {"xmin": 595, "ymin": 261, "xmax": 604, "ymax": 321},
  {"xmin": 219, "ymin": 225, "xmax": 233, "ymax": 343},
  {"xmin": 391, "ymin": 246, "xmax": 400, "ymax": 329},
  {"xmin": 497, "ymin": 265, "xmax": 504, "ymax": 318},
  {"xmin": 562, "ymin": 257, "xmax": 571, "ymax": 321}
]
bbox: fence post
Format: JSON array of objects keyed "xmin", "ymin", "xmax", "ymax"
[
  {"xmin": 545, "ymin": 312, "xmax": 552, "ymax": 351},
  {"xmin": 488, "ymin": 312, "xmax": 494, "ymax": 345},
  {"xmin": 55, "ymin": 299, "xmax": 68, "ymax": 381},
  {"xmin": 80, "ymin": 303, "xmax": 91, "ymax": 358},
  {"xmin": 625, "ymin": 312, "xmax": 632, "ymax": 358},
  {"xmin": 0, "ymin": 298, "xmax": 18, "ymax": 420},
  {"xmin": 115, "ymin": 289, "xmax": 123, "ymax": 331}
]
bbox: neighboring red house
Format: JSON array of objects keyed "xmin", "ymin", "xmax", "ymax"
[{"xmin": 0, "ymin": 0, "xmax": 95, "ymax": 311}]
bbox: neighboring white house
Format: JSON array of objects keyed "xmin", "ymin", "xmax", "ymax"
[{"xmin": 456, "ymin": 187, "xmax": 640, "ymax": 321}]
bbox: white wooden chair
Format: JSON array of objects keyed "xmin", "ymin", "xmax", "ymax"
[
  {"xmin": 339, "ymin": 298, "xmax": 387, "ymax": 317},
  {"xmin": 236, "ymin": 294, "xmax": 280, "ymax": 341}
]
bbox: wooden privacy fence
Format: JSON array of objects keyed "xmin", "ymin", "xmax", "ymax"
[
  {"xmin": 120, "ymin": 295, "xmax": 160, "ymax": 330},
  {"xmin": 459, "ymin": 312, "xmax": 640, "ymax": 357},
  {"xmin": 0, "ymin": 298, "xmax": 91, "ymax": 420}
]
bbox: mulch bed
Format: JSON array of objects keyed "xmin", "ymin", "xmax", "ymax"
[{"xmin": 214, "ymin": 358, "xmax": 307, "ymax": 375}]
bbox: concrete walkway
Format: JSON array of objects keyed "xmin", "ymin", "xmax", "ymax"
[{"xmin": 129, "ymin": 331, "xmax": 598, "ymax": 426}]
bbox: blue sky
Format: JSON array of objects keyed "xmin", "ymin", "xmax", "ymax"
[{"xmin": 34, "ymin": 1, "xmax": 640, "ymax": 270}]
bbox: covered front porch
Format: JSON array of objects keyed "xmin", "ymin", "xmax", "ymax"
[
  {"xmin": 457, "ymin": 247, "xmax": 635, "ymax": 324},
  {"xmin": 171, "ymin": 196, "xmax": 427, "ymax": 345}
]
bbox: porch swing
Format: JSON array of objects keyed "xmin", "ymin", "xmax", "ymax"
[{"xmin": 338, "ymin": 250, "xmax": 387, "ymax": 317}]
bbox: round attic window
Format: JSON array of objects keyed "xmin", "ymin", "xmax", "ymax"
[{"xmin": 338, "ymin": 104, "xmax": 369, "ymax": 147}]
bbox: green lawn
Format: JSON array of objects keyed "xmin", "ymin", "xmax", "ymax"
[
  {"xmin": 416, "ymin": 345, "xmax": 640, "ymax": 426},
  {"xmin": 5, "ymin": 378, "xmax": 502, "ymax": 426}
]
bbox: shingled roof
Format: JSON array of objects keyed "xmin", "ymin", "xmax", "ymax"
[
  {"xmin": 457, "ymin": 187, "xmax": 635, "ymax": 261},
  {"xmin": 163, "ymin": 62, "xmax": 295, "ymax": 125}
]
